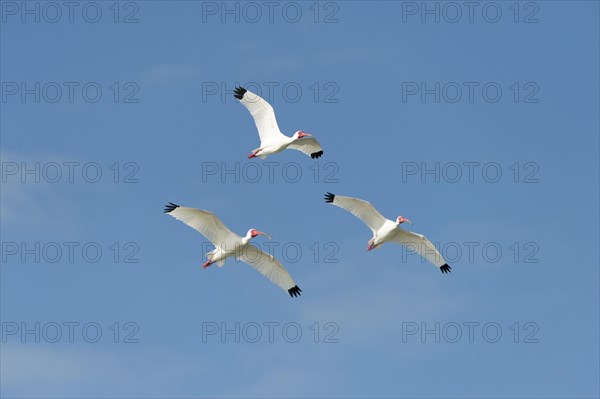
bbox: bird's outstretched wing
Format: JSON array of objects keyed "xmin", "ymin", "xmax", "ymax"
[
  {"xmin": 234, "ymin": 87, "xmax": 287, "ymax": 145},
  {"xmin": 389, "ymin": 229, "xmax": 451, "ymax": 273},
  {"xmin": 164, "ymin": 203, "xmax": 240, "ymax": 248},
  {"xmin": 237, "ymin": 245, "xmax": 301, "ymax": 297},
  {"xmin": 324, "ymin": 193, "xmax": 387, "ymax": 234},
  {"xmin": 287, "ymin": 137, "xmax": 324, "ymax": 159}
]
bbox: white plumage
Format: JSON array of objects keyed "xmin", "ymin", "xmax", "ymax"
[
  {"xmin": 164, "ymin": 203, "xmax": 302, "ymax": 297},
  {"xmin": 324, "ymin": 193, "xmax": 451, "ymax": 274},
  {"xmin": 234, "ymin": 87, "xmax": 324, "ymax": 160}
]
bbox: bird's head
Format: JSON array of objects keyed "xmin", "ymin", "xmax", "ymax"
[
  {"xmin": 396, "ymin": 216, "xmax": 412, "ymax": 225},
  {"xmin": 248, "ymin": 228, "xmax": 271, "ymax": 240},
  {"xmin": 294, "ymin": 130, "xmax": 312, "ymax": 140}
]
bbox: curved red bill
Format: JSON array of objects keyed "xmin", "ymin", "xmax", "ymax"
[{"xmin": 252, "ymin": 230, "xmax": 272, "ymax": 240}]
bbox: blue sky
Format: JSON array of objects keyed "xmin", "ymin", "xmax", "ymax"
[{"xmin": 1, "ymin": 1, "xmax": 599, "ymax": 398}]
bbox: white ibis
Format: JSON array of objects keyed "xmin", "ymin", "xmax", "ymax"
[
  {"xmin": 324, "ymin": 193, "xmax": 451, "ymax": 274},
  {"xmin": 164, "ymin": 203, "xmax": 302, "ymax": 297},
  {"xmin": 234, "ymin": 86, "xmax": 324, "ymax": 159}
]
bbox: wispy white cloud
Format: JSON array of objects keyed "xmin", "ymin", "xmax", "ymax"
[
  {"xmin": 0, "ymin": 344, "xmax": 209, "ymax": 398},
  {"xmin": 0, "ymin": 151, "xmax": 83, "ymax": 236}
]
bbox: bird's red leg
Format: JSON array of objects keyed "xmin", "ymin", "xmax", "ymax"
[
  {"xmin": 247, "ymin": 149, "xmax": 261, "ymax": 159},
  {"xmin": 202, "ymin": 260, "xmax": 213, "ymax": 268},
  {"xmin": 367, "ymin": 240, "xmax": 376, "ymax": 251}
]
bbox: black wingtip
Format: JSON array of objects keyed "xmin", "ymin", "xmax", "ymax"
[
  {"xmin": 233, "ymin": 86, "xmax": 247, "ymax": 100},
  {"xmin": 440, "ymin": 264, "xmax": 452, "ymax": 274},
  {"xmin": 324, "ymin": 192, "xmax": 335, "ymax": 203},
  {"xmin": 164, "ymin": 202, "xmax": 179, "ymax": 213},
  {"xmin": 310, "ymin": 150, "xmax": 324, "ymax": 159},
  {"xmin": 288, "ymin": 285, "xmax": 302, "ymax": 298}
]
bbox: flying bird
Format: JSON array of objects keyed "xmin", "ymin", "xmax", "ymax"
[
  {"xmin": 234, "ymin": 86, "xmax": 324, "ymax": 160},
  {"xmin": 324, "ymin": 193, "xmax": 451, "ymax": 274},
  {"xmin": 164, "ymin": 203, "xmax": 302, "ymax": 297}
]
